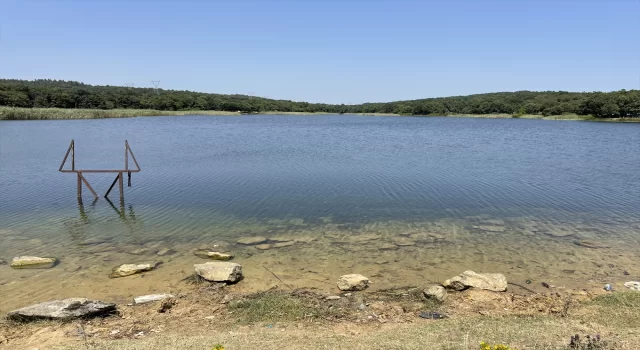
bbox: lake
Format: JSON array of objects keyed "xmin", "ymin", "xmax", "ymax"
[{"xmin": 1, "ymin": 115, "xmax": 639, "ymax": 311}]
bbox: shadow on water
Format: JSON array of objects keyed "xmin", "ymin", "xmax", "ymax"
[{"xmin": 66, "ymin": 197, "xmax": 141, "ymax": 247}]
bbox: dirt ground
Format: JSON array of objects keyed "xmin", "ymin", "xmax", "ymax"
[{"xmin": 1, "ymin": 282, "xmax": 639, "ymax": 350}]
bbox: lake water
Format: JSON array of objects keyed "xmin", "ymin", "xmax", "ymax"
[{"xmin": 1, "ymin": 115, "xmax": 639, "ymax": 311}]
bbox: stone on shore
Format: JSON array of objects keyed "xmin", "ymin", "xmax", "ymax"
[
  {"xmin": 423, "ymin": 285, "xmax": 448, "ymax": 302},
  {"xmin": 195, "ymin": 262, "xmax": 243, "ymax": 283},
  {"xmin": 337, "ymin": 274, "xmax": 369, "ymax": 291},
  {"xmin": 10, "ymin": 256, "xmax": 57, "ymax": 269},
  {"xmin": 236, "ymin": 236, "xmax": 268, "ymax": 245},
  {"xmin": 134, "ymin": 294, "xmax": 175, "ymax": 305},
  {"xmin": 443, "ymin": 271, "xmax": 507, "ymax": 292},
  {"xmin": 7, "ymin": 298, "xmax": 116, "ymax": 321},
  {"xmin": 624, "ymin": 281, "xmax": 640, "ymax": 291},
  {"xmin": 325, "ymin": 295, "xmax": 341, "ymax": 300},
  {"xmin": 193, "ymin": 249, "xmax": 234, "ymax": 261},
  {"xmin": 109, "ymin": 262, "xmax": 161, "ymax": 278}
]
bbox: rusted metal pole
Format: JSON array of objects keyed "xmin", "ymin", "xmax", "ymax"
[
  {"xmin": 76, "ymin": 172, "xmax": 82, "ymax": 198},
  {"xmin": 71, "ymin": 140, "xmax": 75, "ymax": 171},
  {"xmin": 118, "ymin": 172, "xmax": 124, "ymax": 199},
  {"xmin": 79, "ymin": 173, "xmax": 98, "ymax": 199},
  {"xmin": 105, "ymin": 174, "xmax": 119, "ymax": 198},
  {"xmin": 125, "ymin": 140, "xmax": 129, "ymax": 172}
]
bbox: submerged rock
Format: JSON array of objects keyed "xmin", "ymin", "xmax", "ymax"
[
  {"xmin": 134, "ymin": 294, "xmax": 175, "ymax": 305},
  {"xmin": 127, "ymin": 248, "xmax": 154, "ymax": 255},
  {"xmin": 255, "ymin": 244, "xmax": 273, "ymax": 250},
  {"xmin": 624, "ymin": 281, "xmax": 640, "ymax": 291},
  {"xmin": 194, "ymin": 262, "xmax": 243, "ymax": 283},
  {"xmin": 574, "ymin": 240, "xmax": 610, "ymax": 249},
  {"xmin": 474, "ymin": 225, "xmax": 506, "ymax": 233},
  {"xmin": 423, "ymin": 285, "xmax": 448, "ymax": 302},
  {"xmin": 273, "ymin": 241, "xmax": 295, "ymax": 248},
  {"xmin": 394, "ymin": 237, "xmax": 416, "ymax": 246},
  {"xmin": 443, "ymin": 271, "xmax": 507, "ymax": 292},
  {"xmin": 193, "ymin": 249, "xmax": 234, "ymax": 260},
  {"xmin": 10, "ymin": 256, "xmax": 57, "ymax": 269},
  {"xmin": 236, "ymin": 236, "xmax": 268, "ymax": 245},
  {"xmin": 7, "ymin": 298, "xmax": 116, "ymax": 321},
  {"xmin": 0, "ymin": 258, "xmax": 6, "ymax": 265},
  {"xmin": 337, "ymin": 274, "xmax": 369, "ymax": 291},
  {"xmin": 156, "ymin": 248, "xmax": 175, "ymax": 256},
  {"xmin": 109, "ymin": 262, "xmax": 161, "ymax": 278}
]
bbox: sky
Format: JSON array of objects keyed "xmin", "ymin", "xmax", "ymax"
[{"xmin": 0, "ymin": 0, "xmax": 639, "ymax": 104}]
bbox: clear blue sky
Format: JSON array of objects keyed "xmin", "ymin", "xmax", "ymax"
[{"xmin": 1, "ymin": 0, "xmax": 639, "ymax": 104}]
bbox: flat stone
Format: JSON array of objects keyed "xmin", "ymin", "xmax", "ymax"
[
  {"xmin": 134, "ymin": 294, "xmax": 175, "ymax": 305},
  {"xmin": 337, "ymin": 274, "xmax": 369, "ymax": 291},
  {"xmin": 349, "ymin": 234, "xmax": 381, "ymax": 243},
  {"xmin": 423, "ymin": 285, "xmax": 448, "ymax": 302},
  {"xmin": 475, "ymin": 225, "xmax": 506, "ymax": 233},
  {"xmin": 394, "ymin": 237, "xmax": 416, "ymax": 246},
  {"xmin": 236, "ymin": 236, "xmax": 268, "ymax": 245},
  {"xmin": 156, "ymin": 248, "xmax": 175, "ymax": 256},
  {"xmin": 255, "ymin": 244, "xmax": 273, "ymax": 250},
  {"xmin": 574, "ymin": 240, "xmax": 610, "ymax": 249},
  {"xmin": 195, "ymin": 262, "xmax": 242, "ymax": 283},
  {"xmin": 378, "ymin": 243, "xmax": 397, "ymax": 250},
  {"xmin": 80, "ymin": 238, "xmax": 111, "ymax": 246},
  {"xmin": 127, "ymin": 248, "xmax": 153, "ymax": 255},
  {"xmin": 7, "ymin": 298, "xmax": 116, "ymax": 321},
  {"xmin": 544, "ymin": 230, "xmax": 574, "ymax": 237},
  {"xmin": 443, "ymin": 271, "xmax": 507, "ymax": 292},
  {"xmin": 480, "ymin": 219, "xmax": 505, "ymax": 226},
  {"xmin": 10, "ymin": 256, "xmax": 57, "ymax": 269},
  {"xmin": 109, "ymin": 262, "xmax": 161, "ymax": 278},
  {"xmin": 193, "ymin": 249, "xmax": 234, "ymax": 260},
  {"xmin": 624, "ymin": 281, "xmax": 640, "ymax": 291},
  {"xmin": 325, "ymin": 295, "xmax": 341, "ymax": 300},
  {"xmin": 273, "ymin": 241, "xmax": 295, "ymax": 248}
]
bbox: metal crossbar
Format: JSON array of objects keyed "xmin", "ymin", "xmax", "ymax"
[{"xmin": 58, "ymin": 140, "xmax": 141, "ymax": 199}]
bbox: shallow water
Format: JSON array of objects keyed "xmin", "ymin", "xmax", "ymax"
[{"xmin": 1, "ymin": 115, "xmax": 639, "ymax": 311}]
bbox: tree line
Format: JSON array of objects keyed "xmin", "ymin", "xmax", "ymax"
[{"xmin": 1, "ymin": 79, "xmax": 639, "ymax": 118}]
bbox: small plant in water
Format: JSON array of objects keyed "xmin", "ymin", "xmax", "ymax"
[
  {"xmin": 479, "ymin": 341, "xmax": 514, "ymax": 350},
  {"xmin": 568, "ymin": 334, "xmax": 608, "ymax": 349},
  {"xmin": 212, "ymin": 344, "xmax": 225, "ymax": 350}
]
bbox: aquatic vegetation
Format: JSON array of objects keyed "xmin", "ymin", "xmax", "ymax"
[{"xmin": 212, "ymin": 344, "xmax": 225, "ymax": 350}]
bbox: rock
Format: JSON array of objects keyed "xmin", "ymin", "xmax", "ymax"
[
  {"xmin": 7, "ymin": 298, "xmax": 116, "ymax": 321},
  {"xmin": 134, "ymin": 294, "xmax": 175, "ymax": 305},
  {"xmin": 624, "ymin": 281, "xmax": 640, "ymax": 291},
  {"xmin": 109, "ymin": 262, "xmax": 161, "ymax": 278},
  {"xmin": 156, "ymin": 248, "xmax": 175, "ymax": 256},
  {"xmin": 273, "ymin": 241, "xmax": 295, "ymax": 248},
  {"xmin": 480, "ymin": 219, "xmax": 505, "ymax": 226},
  {"xmin": 574, "ymin": 240, "xmax": 610, "ymax": 249},
  {"xmin": 10, "ymin": 256, "xmax": 57, "ymax": 269},
  {"xmin": 194, "ymin": 262, "xmax": 242, "ymax": 283},
  {"xmin": 337, "ymin": 274, "xmax": 369, "ymax": 291},
  {"xmin": 443, "ymin": 271, "xmax": 507, "ymax": 292},
  {"xmin": 0, "ymin": 258, "xmax": 6, "ymax": 265},
  {"xmin": 80, "ymin": 238, "xmax": 111, "ymax": 246},
  {"xmin": 193, "ymin": 249, "xmax": 234, "ymax": 261},
  {"xmin": 378, "ymin": 243, "xmax": 397, "ymax": 250},
  {"xmin": 544, "ymin": 230, "xmax": 574, "ymax": 237},
  {"xmin": 394, "ymin": 237, "xmax": 416, "ymax": 246},
  {"xmin": 255, "ymin": 244, "xmax": 273, "ymax": 250},
  {"xmin": 325, "ymin": 295, "xmax": 341, "ymax": 300},
  {"xmin": 423, "ymin": 285, "xmax": 447, "ymax": 302},
  {"xmin": 127, "ymin": 248, "xmax": 153, "ymax": 255},
  {"xmin": 236, "ymin": 236, "xmax": 268, "ymax": 245},
  {"xmin": 475, "ymin": 225, "xmax": 505, "ymax": 233}
]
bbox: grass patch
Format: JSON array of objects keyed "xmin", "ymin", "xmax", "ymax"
[
  {"xmin": 227, "ymin": 291, "xmax": 340, "ymax": 324},
  {"xmin": 589, "ymin": 292, "xmax": 640, "ymax": 308}
]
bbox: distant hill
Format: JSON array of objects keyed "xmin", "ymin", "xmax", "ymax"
[{"xmin": 1, "ymin": 79, "xmax": 638, "ymax": 118}]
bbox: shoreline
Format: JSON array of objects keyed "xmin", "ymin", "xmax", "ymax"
[{"xmin": 2, "ymin": 107, "xmax": 639, "ymax": 122}]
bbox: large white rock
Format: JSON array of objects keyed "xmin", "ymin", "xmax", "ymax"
[
  {"xmin": 134, "ymin": 294, "xmax": 175, "ymax": 305},
  {"xmin": 624, "ymin": 281, "xmax": 640, "ymax": 291},
  {"xmin": 443, "ymin": 271, "xmax": 507, "ymax": 292},
  {"xmin": 337, "ymin": 274, "xmax": 369, "ymax": 291},
  {"xmin": 10, "ymin": 256, "xmax": 57, "ymax": 269},
  {"xmin": 423, "ymin": 285, "xmax": 448, "ymax": 302},
  {"xmin": 7, "ymin": 298, "xmax": 116, "ymax": 321},
  {"xmin": 109, "ymin": 262, "xmax": 161, "ymax": 278},
  {"xmin": 195, "ymin": 262, "xmax": 243, "ymax": 283}
]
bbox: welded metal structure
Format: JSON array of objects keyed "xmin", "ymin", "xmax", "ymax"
[{"xmin": 58, "ymin": 140, "xmax": 141, "ymax": 199}]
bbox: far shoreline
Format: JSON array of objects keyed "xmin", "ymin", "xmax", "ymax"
[{"xmin": 1, "ymin": 106, "xmax": 639, "ymax": 123}]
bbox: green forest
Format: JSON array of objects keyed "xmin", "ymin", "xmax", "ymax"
[{"xmin": 1, "ymin": 79, "xmax": 639, "ymax": 118}]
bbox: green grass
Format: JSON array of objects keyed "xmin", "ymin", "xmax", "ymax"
[
  {"xmin": 227, "ymin": 292, "xmax": 341, "ymax": 324},
  {"xmin": 0, "ymin": 107, "xmax": 240, "ymax": 120}
]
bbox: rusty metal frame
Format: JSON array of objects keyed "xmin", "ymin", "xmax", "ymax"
[{"xmin": 59, "ymin": 140, "xmax": 141, "ymax": 199}]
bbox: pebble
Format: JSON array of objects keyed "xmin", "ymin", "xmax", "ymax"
[{"xmin": 325, "ymin": 295, "xmax": 341, "ymax": 300}]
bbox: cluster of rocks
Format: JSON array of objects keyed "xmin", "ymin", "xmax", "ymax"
[{"xmin": 423, "ymin": 270, "xmax": 508, "ymax": 302}]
